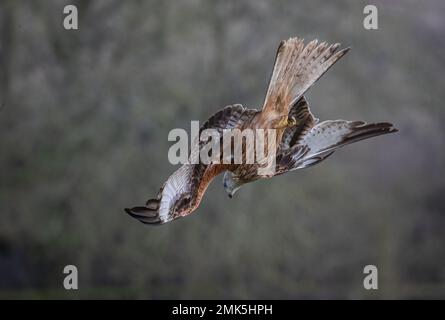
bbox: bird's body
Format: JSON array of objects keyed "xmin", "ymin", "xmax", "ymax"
[{"xmin": 125, "ymin": 37, "xmax": 397, "ymax": 225}]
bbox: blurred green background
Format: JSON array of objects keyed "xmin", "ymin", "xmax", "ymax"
[{"xmin": 0, "ymin": 0, "xmax": 444, "ymax": 299}]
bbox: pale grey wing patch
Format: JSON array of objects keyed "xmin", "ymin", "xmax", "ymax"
[
  {"xmin": 298, "ymin": 120, "xmax": 397, "ymax": 160},
  {"xmin": 298, "ymin": 120, "xmax": 361, "ymax": 158},
  {"xmin": 276, "ymin": 120, "xmax": 397, "ymax": 174}
]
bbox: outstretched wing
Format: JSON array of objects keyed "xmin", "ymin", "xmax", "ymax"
[
  {"xmin": 262, "ymin": 37, "xmax": 349, "ymax": 118},
  {"xmin": 276, "ymin": 120, "xmax": 398, "ymax": 174},
  {"xmin": 125, "ymin": 104, "xmax": 258, "ymax": 225}
]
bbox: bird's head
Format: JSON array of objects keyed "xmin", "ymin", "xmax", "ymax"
[{"xmin": 223, "ymin": 172, "xmax": 243, "ymax": 198}]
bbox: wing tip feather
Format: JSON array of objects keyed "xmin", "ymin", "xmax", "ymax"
[{"xmin": 124, "ymin": 206, "xmax": 163, "ymax": 225}]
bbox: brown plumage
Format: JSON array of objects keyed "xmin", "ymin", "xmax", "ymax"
[{"xmin": 125, "ymin": 37, "xmax": 397, "ymax": 225}]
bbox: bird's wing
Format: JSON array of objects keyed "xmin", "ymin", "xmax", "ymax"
[
  {"xmin": 198, "ymin": 104, "xmax": 258, "ymax": 148},
  {"xmin": 279, "ymin": 96, "xmax": 319, "ymax": 151},
  {"xmin": 262, "ymin": 37, "xmax": 349, "ymax": 119},
  {"xmin": 125, "ymin": 104, "xmax": 258, "ymax": 225},
  {"xmin": 276, "ymin": 120, "xmax": 398, "ymax": 174},
  {"xmin": 227, "ymin": 95, "xmax": 319, "ymax": 185}
]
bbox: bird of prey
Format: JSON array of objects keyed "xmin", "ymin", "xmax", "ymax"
[{"xmin": 125, "ymin": 37, "xmax": 397, "ymax": 225}]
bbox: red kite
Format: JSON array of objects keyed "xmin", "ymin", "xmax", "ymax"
[{"xmin": 125, "ymin": 37, "xmax": 397, "ymax": 225}]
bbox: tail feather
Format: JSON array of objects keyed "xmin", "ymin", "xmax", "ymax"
[{"xmin": 263, "ymin": 38, "xmax": 350, "ymax": 116}]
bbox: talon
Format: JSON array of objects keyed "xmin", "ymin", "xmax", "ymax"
[
  {"xmin": 276, "ymin": 115, "xmax": 289, "ymax": 129},
  {"xmin": 288, "ymin": 116, "xmax": 297, "ymax": 126},
  {"xmin": 275, "ymin": 115, "xmax": 297, "ymax": 129}
]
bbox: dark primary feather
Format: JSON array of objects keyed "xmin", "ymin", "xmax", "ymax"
[{"xmin": 125, "ymin": 205, "xmax": 161, "ymax": 225}]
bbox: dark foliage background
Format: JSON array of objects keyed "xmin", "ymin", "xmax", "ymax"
[{"xmin": 0, "ymin": 0, "xmax": 444, "ymax": 299}]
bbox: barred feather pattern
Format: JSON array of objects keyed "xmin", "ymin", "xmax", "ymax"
[
  {"xmin": 277, "ymin": 120, "xmax": 398, "ymax": 173},
  {"xmin": 262, "ymin": 37, "xmax": 349, "ymax": 118}
]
